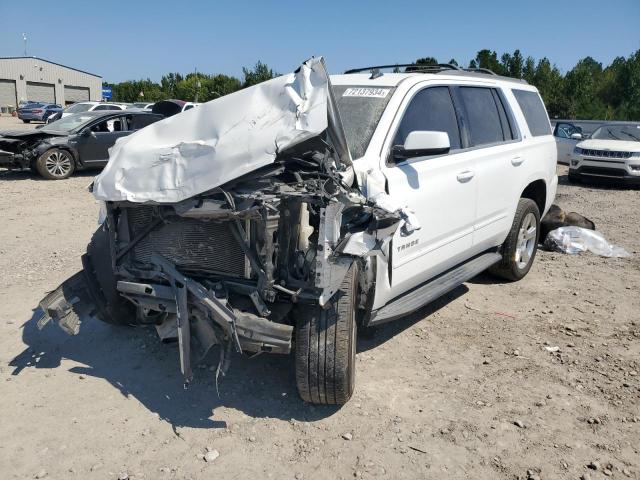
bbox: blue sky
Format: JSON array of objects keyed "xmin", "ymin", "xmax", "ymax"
[{"xmin": 1, "ymin": 0, "xmax": 639, "ymax": 83}]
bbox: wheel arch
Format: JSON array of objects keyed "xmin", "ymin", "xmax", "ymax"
[{"xmin": 520, "ymin": 179, "xmax": 546, "ymax": 216}]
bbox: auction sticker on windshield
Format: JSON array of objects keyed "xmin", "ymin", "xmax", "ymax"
[{"xmin": 342, "ymin": 87, "xmax": 390, "ymax": 98}]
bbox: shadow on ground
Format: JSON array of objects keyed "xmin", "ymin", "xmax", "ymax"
[
  {"xmin": 0, "ymin": 169, "xmax": 97, "ymax": 181},
  {"xmin": 8, "ymin": 283, "xmax": 470, "ymax": 430}
]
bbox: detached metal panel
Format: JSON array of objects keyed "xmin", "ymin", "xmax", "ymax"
[
  {"xmin": 0, "ymin": 79, "xmax": 17, "ymax": 112},
  {"xmin": 64, "ymin": 85, "xmax": 90, "ymax": 103},
  {"xmin": 26, "ymin": 81, "xmax": 55, "ymax": 103}
]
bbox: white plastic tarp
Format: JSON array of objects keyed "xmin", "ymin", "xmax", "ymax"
[{"xmin": 92, "ymin": 57, "xmax": 332, "ymax": 203}]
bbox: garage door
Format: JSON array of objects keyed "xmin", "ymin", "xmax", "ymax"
[
  {"xmin": 64, "ymin": 85, "xmax": 89, "ymax": 104},
  {"xmin": 0, "ymin": 79, "xmax": 17, "ymax": 112},
  {"xmin": 26, "ymin": 81, "xmax": 55, "ymax": 103}
]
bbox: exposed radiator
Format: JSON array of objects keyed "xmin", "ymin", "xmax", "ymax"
[{"xmin": 126, "ymin": 206, "xmax": 247, "ymax": 277}]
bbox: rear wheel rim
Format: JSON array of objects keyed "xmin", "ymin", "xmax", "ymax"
[
  {"xmin": 44, "ymin": 150, "xmax": 72, "ymax": 177},
  {"xmin": 515, "ymin": 212, "xmax": 537, "ymax": 269}
]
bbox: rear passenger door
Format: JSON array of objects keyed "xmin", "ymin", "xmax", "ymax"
[
  {"xmin": 383, "ymin": 85, "xmax": 477, "ymax": 297},
  {"xmin": 454, "ymin": 86, "xmax": 523, "ymax": 252}
]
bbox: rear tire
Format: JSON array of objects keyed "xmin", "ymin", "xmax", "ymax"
[
  {"xmin": 295, "ymin": 263, "xmax": 358, "ymax": 405},
  {"xmin": 22, "ymin": 119, "xmax": 30, "ymax": 124},
  {"xmin": 489, "ymin": 198, "xmax": 540, "ymax": 282}
]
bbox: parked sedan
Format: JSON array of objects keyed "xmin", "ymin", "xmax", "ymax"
[
  {"xmin": 16, "ymin": 102, "xmax": 63, "ymax": 123},
  {"xmin": 0, "ymin": 111, "xmax": 163, "ymax": 179}
]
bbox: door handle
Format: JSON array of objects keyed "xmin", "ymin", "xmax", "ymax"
[
  {"xmin": 511, "ymin": 156, "xmax": 525, "ymax": 166},
  {"xmin": 456, "ymin": 170, "xmax": 475, "ymax": 183}
]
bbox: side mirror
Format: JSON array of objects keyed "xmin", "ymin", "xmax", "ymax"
[
  {"xmin": 570, "ymin": 133, "xmax": 583, "ymax": 140},
  {"xmin": 80, "ymin": 128, "xmax": 92, "ymax": 137},
  {"xmin": 392, "ymin": 131, "xmax": 450, "ymax": 161}
]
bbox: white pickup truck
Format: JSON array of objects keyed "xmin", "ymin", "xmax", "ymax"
[{"xmin": 37, "ymin": 58, "xmax": 557, "ymax": 405}]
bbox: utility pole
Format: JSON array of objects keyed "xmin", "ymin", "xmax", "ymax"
[
  {"xmin": 194, "ymin": 67, "xmax": 200, "ymax": 103},
  {"xmin": 22, "ymin": 33, "xmax": 27, "ymax": 56}
]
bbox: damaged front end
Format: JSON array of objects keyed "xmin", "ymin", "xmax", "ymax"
[
  {"xmin": 0, "ymin": 131, "xmax": 54, "ymax": 169},
  {"xmin": 37, "ymin": 57, "xmax": 412, "ymax": 397},
  {"xmin": 39, "ymin": 151, "xmax": 402, "ymax": 386}
]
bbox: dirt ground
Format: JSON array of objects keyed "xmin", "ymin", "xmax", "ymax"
[{"xmin": 0, "ymin": 114, "xmax": 638, "ymax": 480}]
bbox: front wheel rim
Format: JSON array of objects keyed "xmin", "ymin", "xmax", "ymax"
[
  {"xmin": 515, "ymin": 212, "xmax": 537, "ymax": 269},
  {"xmin": 44, "ymin": 151, "xmax": 72, "ymax": 177}
]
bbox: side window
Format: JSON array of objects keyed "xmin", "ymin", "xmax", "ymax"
[
  {"xmin": 90, "ymin": 118, "xmax": 112, "ymax": 133},
  {"xmin": 393, "ymin": 86, "xmax": 461, "ymax": 150},
  {"xmin": 130, "ymin": 114, "xmax": 161, "ymax": 130},
  {"xmin": 555, "ymin": 122, "xmax": 582, "ymax": 138},
  {"xmin": 459, "ymin": 87, "xmax": 505, "ymax": 146},
  {"xmin": 184, "ymin": 105, "xmax": 194, "ymax": 111},
  {"xmin": 512, "ymin": 89, "xmax": 552, "ymax": 137},
  {"xmin": 93, "ymin": 105, "xmax": 108, "ymax": 111}
]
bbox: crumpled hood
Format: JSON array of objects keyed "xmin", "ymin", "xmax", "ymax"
[
  {"xmin": 93, "ymin": 57, "xmax": 351, "ymax": 203},
  {"xmin": 578, "ymin": 139, "xmax": 640, "ymax": 153}
]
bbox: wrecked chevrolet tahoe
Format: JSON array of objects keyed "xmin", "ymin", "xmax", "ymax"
[{"xmin": 38, "ymin": 59, "xmax": 558, "ymax": 405}]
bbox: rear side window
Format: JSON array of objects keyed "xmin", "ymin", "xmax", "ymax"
[
  {"xmin": 130, "ymin": 114, "xmax": 162, "ymax": 130},
  {"xmin": 459, "ymin": 87, "xmax": 504, "ymax": 147},
  {"xmin": 512, "ymin": 90, "xmax": 551, "ymax": 137},
  {"xmin": 394, "ymin": 86, "xmax": 461, "ymax": 150}
]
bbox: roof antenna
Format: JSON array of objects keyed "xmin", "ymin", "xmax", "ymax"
[
  {"xmin": 369, "ymin": 68, "xmax": 383, "ymax": 80},
  {"xmin": 22, "ymin": 33, "xmax": 27, "ymax": 56}
]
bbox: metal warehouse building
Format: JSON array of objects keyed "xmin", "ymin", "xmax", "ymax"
[{"xmin": 0, "ymin": 57, "xmax": 102, "ymax": 113}]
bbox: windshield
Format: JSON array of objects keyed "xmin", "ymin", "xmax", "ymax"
[
  {"xmin": 65, "ymin": 103, "xmax": 93, "ymax": 113},
  {"xmin": 591, "ymin": 124, "xmax": 640, "ymax": 142},
  {"xmin": 42, "ymin": 113, "xmax": 96, "ymax": 133},
  {"xmin": 333, "ymin": 85, "xmax": 395, "ymax": 159}
]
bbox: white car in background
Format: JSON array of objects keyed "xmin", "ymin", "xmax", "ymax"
[
  {"xmin": 569, "ymin": 123, "xmax": 640, "ymax": 184},
  {"xmin": 553, "ymin": 121, "xmax": 584, "ymax": 165},
  {"xmin": 181, "ymin": 102, "xmax": 201, "ymax": 112},
  {"xmin": 60, "ymin": 102, "xmax": 127, "ymax": 118}
]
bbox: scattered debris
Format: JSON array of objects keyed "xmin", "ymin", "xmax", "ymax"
[
  {"xmin": 409, "ymin": 445, "xmax": 428, "ymax": 454},
  {"xmin": 514, "ymin": 420, "xmax": 526, "ymax": 428},
  {"xmin": 545, "ymin": 226, "xmax": 630, "ymax": 257},
  {"xmin": 34, "ymin": 469, "xmax": 47, "ymax": 479},
  {"xmin": 342, "ymin": 432, "xmax": 353, "ymax": 441},
  {"xmin": 545, "ymin": 346, "xmax": 560, "ymax": 353},
  {"xmin": 540, "ymin": 204, "xmax": 595, "ymax": 240},
  {"xmin": 204, "ymin": 449, "xmax": 220, "ymax": 463},
  {"xmin": 587, "ymin": 461, "xmax": 601, "ymax": 470}
]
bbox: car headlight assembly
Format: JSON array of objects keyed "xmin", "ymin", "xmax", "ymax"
[{"xmin": 572, "ymin": 146, "xmax": 582, "ymax": 155}]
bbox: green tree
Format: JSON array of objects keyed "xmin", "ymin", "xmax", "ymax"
[
  {"xmin": 415, "ymin": 57, "xmax": 438, "ymax": 66},
  {"xmin": 242, "ymin": 61, "xmax": 277, "ymax": 88}
]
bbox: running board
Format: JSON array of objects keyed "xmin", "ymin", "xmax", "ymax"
[{"xmin": 368, "ymin": 252, "xmax": 501, "ymax": 326}]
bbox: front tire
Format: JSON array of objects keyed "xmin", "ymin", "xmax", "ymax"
[
  {"xmin": 489, "ymin": 198, "xmax": 540, "ymax": 281},
  {"xmin": 295, "ymin": 263, "xmax": 358, "ymax": 405},
  {"xmin": 35, "ymin": 149, "xmax": 75, "ymax": 180},
  {"xmin": 84, "ymin": 225, "xmax": 135, "ymax": 326},
  {"xmin": 22, "ymin": 119, "xmax": 30, "ymax": 123}
]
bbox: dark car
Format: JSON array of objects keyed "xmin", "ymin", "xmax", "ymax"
[
  {"xmin": 17, "ymin": 102, "xmax": 63, "ymax": 123},
  {"xmin": 0, "ymin": 111, "xmax": 163, "ymax": 179}
]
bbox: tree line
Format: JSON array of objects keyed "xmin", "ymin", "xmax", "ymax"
[{"xmin": 104, "ymin": 49, "xmax": 640, "ymax": 121}]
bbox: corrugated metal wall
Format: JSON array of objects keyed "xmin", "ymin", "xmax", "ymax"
[
  {"xmin": 0, "ymin": 79, "xmax": 17, "ymax": 112},
  {"xmin": 0, "ymin": 57, "xmax": 101, "ymax": 108}
]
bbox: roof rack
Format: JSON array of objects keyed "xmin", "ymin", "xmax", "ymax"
[
  {"xmin": 343, "ymin": 63, "xmax": 527, "ymax": 84},
  {"xmin": 344, "ymin": 63, "xmax": 462, "ymax": 76}
]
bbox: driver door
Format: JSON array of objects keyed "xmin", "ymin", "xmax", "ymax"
[
  {"xmin": 554, "ymin": 122, "xmax": 582, "ymax": 165},
  {"xmin": 382, "ymin": 85, "xmax": 477, "ymax": 297},
  {"xmin": 77, "ymin": 116, "xmax": 130, "ymax": 166}
]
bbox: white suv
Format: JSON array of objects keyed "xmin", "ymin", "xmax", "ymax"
[
  {"xmin": 38, "ymin": 58, "xmax": 557, "ymax": 405},
  {"xmin": 569, "ymin": 123, "xmax": 640, "ymax": 184}
]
